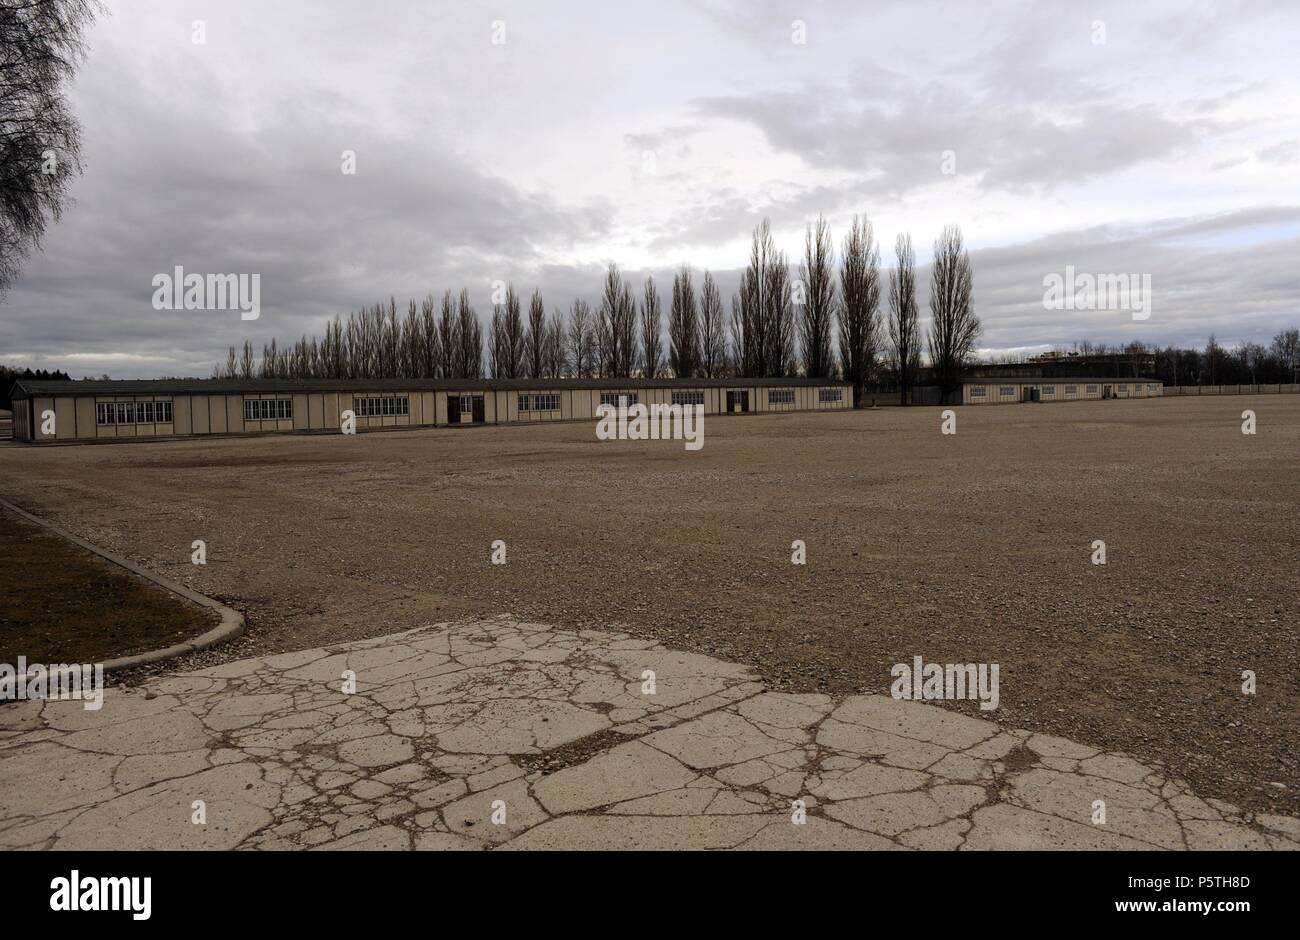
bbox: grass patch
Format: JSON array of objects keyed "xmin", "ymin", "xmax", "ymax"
[{"xmin": 0, "ymin": 509, "xmax": 218, "ymax": 664}]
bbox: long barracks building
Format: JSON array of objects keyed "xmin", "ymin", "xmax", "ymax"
[
  {"xmin": 960, "ymin": 375, "xmax": 1164, "ymax": 404},
  {"xmin": 9, "ymin": 376, "xmax": 852, "ymax": 444}
]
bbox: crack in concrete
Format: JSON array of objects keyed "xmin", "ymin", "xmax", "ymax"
[{"xmin": 1, "ymin": 615, "xmax": 1295, "ymax": 851}]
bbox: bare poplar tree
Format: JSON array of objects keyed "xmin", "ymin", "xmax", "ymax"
[
  {"xmin": 764, "ymin": 250, "xmax": 795, "ymax": 376},
  {"xmin": 420, "ymin": 294, "xmax": 439, "ymax": 377},
  {"xmin": 616, "ymin": 279, "xmax": 638, "ymax": 377},
  {"xmin": 926, "ymin": 225, "xmax": 980, "ymax": 402},
  {"xmin": 699, "ymin": 271, "xmax": 725, "ymax": 378},
  {"xmin": 567, "ymin": 299, "xmax": 593, "ymax": 377},
  {"xmin": 525, "ymin": 289, "xmax": 545, "ymax": 378},
  {"xmin": 489, "ymin": 303, "xmax": 507, "ymax": 378},
  {"xmin": 341, "ymin": 314, "xmax": 356, "ymax": 378},
  {"xmin": 730, "ymin": 221, "xmax": 773, "ymax": 377},
  {"xmin": 438, "ymin": 290, "xmax": 456, "ymax": 378},
  {"xmin": 837, "ymin": 215, "xmax": 881, "ymax": 407},
  {"xmin": 668, "ymin": 265, "xmax": 699, "ymax": 378},
  {"xmin": 799, "ymin": 216, "xmax": 835, "ymax": 377},
  {"xmin": 239, "ymin": 340, "xmax": 255, "ymax": 379},
  {"xmin": 383, "ymin": 298, "xmax": 400, "ymax": 377},
  {"xmin": 260, "ymin": 338, "xmax": 279, "ymax": 378},
  {"xmin": 640, "ymin": 276, "xmax": 662, "ymax": 378},
  {"xmin": 888, "ymin": 233, "xmax": 921, "ymax": 404},
  {"xmin": 502, "ymin": 284, "xmax": 525, "ymax": 378},
  {"xmin": 326, "ymin": 316, "xmax": 344, "ymax": 377},
  {"xmin": 597, "ymin": 263, "xmax": 638, "ymax": 377},
  {"xmin": 597, "ymin": 264, "xmax": 621, "ymax": 377},
  {"xmin": 543, "ymin": 311, "xmax": 565, "ymax": 378},
  {"xmin": 399, "ymin": 299, "xmax": 420, "ymax": 377},
  {"xmin": 456, "ymin": 288, "xmax": 482, "ymax": 378}
]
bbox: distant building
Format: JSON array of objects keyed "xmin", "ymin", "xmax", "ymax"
[
  {"xmin": 8, "ymin": 376, "xmax": 851, "ymax": 444},
  {"xmin": 961, "ymin": 376, "xmax": 1164, "ymax": 404}
]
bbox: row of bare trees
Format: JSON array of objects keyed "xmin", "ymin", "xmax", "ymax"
[
  {"xmin": 726, "ymin": 217, "xmax": 978, "ymax": 405},
  {"xmin": 487, "ymin": 287, "xmax": 566, "ymax": 379},
  {"xmin": 219, "ymin": 291, "xmax": 486, "ymax": 381},
  {"xmin": 215, "ymin": 217, "xmax": 982, "ymax": 405},
  {"xmin": 1044, "ymin": 332, "xmax": 1300, "ymax": 387}
]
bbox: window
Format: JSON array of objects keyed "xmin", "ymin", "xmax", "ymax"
[
  {"xmin": 519, "ymin": 393, "xmax": 559, "ymax": 412},
  {"xmin": 249, "ymin": 398, "xmax": 292, "ymax": 420},
  {"xmin": 1000, "ymin": 386, "xmax": 1015, "ymax": 397},
  {"xmin": 600, "ymin": 392, "xmax": 638, "ymax": 407},
  {"xmin": 1042, "ymin": 385, "xmax": 1055, "ymax": 396},
  {"xmin": 671, "ymin": 390, "xmax": 704, "ymax": 406},
  {"xmin": 1086, "ymin": 385, "xmax": 1098, "ymax": 394},
  {"xmin": 98, "ymin": 400, "xmax": 172, "ymax": 425},
  {"xmin": 818, "ymin": 388, "xmax": 843, "ymax": 403},
  {"xmin": 354, "ymin": 396, "xmax": 409, "ymax": 417},
  {"xmin": 769, "ymin": 389, "xmax": 795, "ymax": 405},
  {"xmin": 244, "ymin": 398, "xmax": 293, "ymax": 421},
  {"xmin": 1148, "ymin": 383, "xmax": 1158, "ymax": 391},
  {"xmin": 971, "ymin": 387, "xmax": 987, "ymax": 398}
]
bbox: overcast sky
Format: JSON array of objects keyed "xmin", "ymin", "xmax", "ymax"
[{"xmin": 3, "ymin": 0, "xmax": 1298, "ymax": 378}]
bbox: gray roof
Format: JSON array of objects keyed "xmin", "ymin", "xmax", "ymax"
[
  {"xmin": 960, "ymin": 376, "xmax": 1160, "ymax": 384},
  {"xmin": 10, "ymin": 375, "xmax": 850, "ymax": 399}
]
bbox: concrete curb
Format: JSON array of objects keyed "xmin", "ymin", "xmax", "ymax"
[{"xmin": 0, "ymin": 497, "xmax": 246, "ymax": 673}]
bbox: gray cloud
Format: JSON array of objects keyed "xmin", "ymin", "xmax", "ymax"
[{"xmin": 2, "ymin": 0, "xmax": 1297, "ymax": 377}]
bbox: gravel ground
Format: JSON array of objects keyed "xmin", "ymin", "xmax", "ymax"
[{"xmin": 1, "ymin": 395, "xmax": 1296, "ymax": 815}]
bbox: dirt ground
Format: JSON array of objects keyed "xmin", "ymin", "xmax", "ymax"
[{"xmin": 1, "ymin": 395, "xmax": 1296, "ymax": 815}]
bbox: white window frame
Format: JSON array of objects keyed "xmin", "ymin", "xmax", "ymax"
[
  {"xmin": 246, "ymin": 398, "xmax": 292, "ymax": 421},
  {"xmin": 354, "ymin": 396, "xmax": 409, "ymax": 418}
]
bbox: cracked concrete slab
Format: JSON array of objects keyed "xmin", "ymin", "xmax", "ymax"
[{"xmin": 1, "ymin": 616, "xmax": 1294, "ymax": 851}]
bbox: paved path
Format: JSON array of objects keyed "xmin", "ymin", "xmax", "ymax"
[{"xmin": 2, "ymin": 617, "xmax": 1296, "ymax": 850}]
